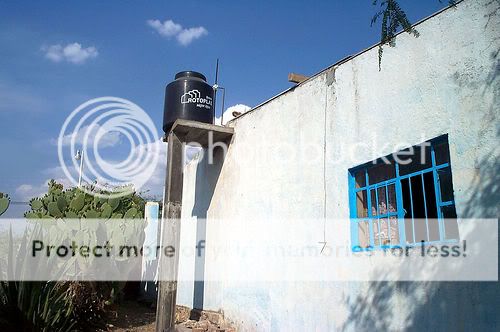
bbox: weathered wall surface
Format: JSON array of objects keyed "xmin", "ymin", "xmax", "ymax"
[{"xmin": 177, "ymin": 0, "xmax": 499, "ymax": 330}]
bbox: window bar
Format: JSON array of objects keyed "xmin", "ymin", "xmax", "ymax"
[
  {"xmin": 385, "ymin": 185, "xmax": 391, "ymax": 244},
  {"xmin": 408, "ymin": 178, "xmax": 415, "ymax": 244},
  {"xmin": 421, "ymin": 173, "xmax": 430, "ymax": 242},
  {"xmin": 398, "ymin": 164, "xmax": 448, "ymax": 181},
  {"xmin": 375, "ymin": 187, "xmax": 381, "ymax": 246},
  {"xmin": 431, "ymin": 145, "xmax": 445, "ymax": 241},
  {"xmin": 365, "ymin": 170, "xmax": 374, "ymax": 246},
  {"xmin": 394, "ymin": 163, "xmax": 406, "ymax": 245}
]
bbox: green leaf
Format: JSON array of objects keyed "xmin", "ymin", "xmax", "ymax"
[
  {"xmin": 64, "ymin": 210, "xmax": 78, "ymax": 219},
  {"xmin": 101, "ymin": 203, "xmax": 113, "ymax": 219},
  {"xmin": 1, "ymin": 225, "xmax": 76, "ymax": 331},
  {"xmin": 84, "ymin": 209, "xmax": 100, "ymax": 218},
  {"xmin": 0, "ymin": 197, "xmax": 10, "ymax": 216},
  {"xmin": 24, "ymin": 212, "xmax": 39, "ymax": 219},
  {"xmin": 108, "ymin": 197, "xmax": 120, "ymax": 211},
  {"xmin": 69, "ymin": 194, "xmax": 85, "ymax": 212},
  {"xmin": 124, "ymin": 207, "xmax": 137, "ymax": 219},
  {"xmin": 57, "ymin": 196, "xmax": 68, "ymax": 212},
  {"xmin": 47, "ymin": 202, "xmax": 63, "ymax": 218},
  {"xmin": 31, "ymin": 199, "xmax": 44, "ymax": 211}
]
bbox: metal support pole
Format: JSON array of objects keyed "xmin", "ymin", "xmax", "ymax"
[{"xmin": 156, "ymin": 131, "xmax": 184, "ymax": 332}]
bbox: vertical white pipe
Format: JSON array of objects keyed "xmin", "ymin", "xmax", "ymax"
[{"xmin": 78, "ymin": 150, "xmax": 84, "ymax": 187}]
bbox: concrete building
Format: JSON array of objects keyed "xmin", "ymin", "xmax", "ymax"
[{"xmin": 176, "ymin": 0, "xmax": 499, "ymax": 330}]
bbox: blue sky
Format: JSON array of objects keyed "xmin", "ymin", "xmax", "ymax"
[{"xmin": 0, "ymin": 0, "xmax": 449, "ymax": 216}]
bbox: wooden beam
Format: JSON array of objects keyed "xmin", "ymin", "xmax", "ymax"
[{"xmin": 288, "ymin": 73, "xmax": 309, "ymax": 84}]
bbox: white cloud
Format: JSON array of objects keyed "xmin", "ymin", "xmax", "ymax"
[
  {"xmin": 14, "ymin": 172, "xmax": 76, "ymax": 202},
  {"xmin": 147, "ymin": 19, "xmax": 182, "ymax": 37},
  {"xmin": 177, "ymin": 27, "xmax": 208, "ymax": 46},
  {"xmin": 15, "ymin": 184, "xmax": 44, "ymax": 201},
  {"xmin": 147, "ymin": 19, "xmax": 208, "ymax": 46},
  {"xmin": 15, "ymin": 182, "xmax": 48, "ymax": 202},
  {"xmin": 217, "ymin": 104, "xmax": 251, "ymax": 125},
  {"xmin": 55, "ymin": 123, "xmax": 122, "ymax": 148},
  {"xmin": 42, "ymin": 43, "xmax": 98, "ymax": 64}
]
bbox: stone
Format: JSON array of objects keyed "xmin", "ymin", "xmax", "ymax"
[
  {"xmin": 194, "ymin": 320, "xmax": 210, "ymax": 330},
  {"xmin": 205, "ymin": 311, "xmax": 224, "ymax": 325},
  {"xmin": 175, "ymin": 305, "xmax": 191, "ymax": 323}
]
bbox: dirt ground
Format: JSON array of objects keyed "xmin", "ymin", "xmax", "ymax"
[
  {"xmin": 102, "ymin": 302, "xmax": 236, "ymax": 332},
  {"xmin": 104, "ymin": 301, "xmax": 156, "ymax": 332}
]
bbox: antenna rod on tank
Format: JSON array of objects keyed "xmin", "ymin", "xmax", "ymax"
[
  {"xmin": 213, "ymin": 58, "xmax": 219, "ymax": 124},
  {"xmin": 212, "ymin": 59, "xmax": 227, "ymax": 126},
  {"xmin": 215, "ymin": 58, "xmax": 219, "ymax": 85}
]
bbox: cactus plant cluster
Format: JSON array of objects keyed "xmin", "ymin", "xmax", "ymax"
[
  {"xmin": 7, "ymin": 180, "xmax": 147, "ymax": 330},
  {"xmin": 24, "ymin": 180, "xmax": 145, "ymax": 220},
  {"xmin": 0, "ymin": 192, "xmax": 10, "ymax": 216}
]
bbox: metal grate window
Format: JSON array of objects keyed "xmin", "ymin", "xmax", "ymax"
[{"xmin": 348, "ymin": 135, "xmax": 459, "ymax": 251}]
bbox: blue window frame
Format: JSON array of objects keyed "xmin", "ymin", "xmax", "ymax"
[{"xmin": 348, "ymin": 135, "xmax": 459, "ymax": 251}]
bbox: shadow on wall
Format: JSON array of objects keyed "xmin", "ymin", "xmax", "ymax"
[
  {"xmin": 341, "ymin": 153, "xmax": 498, "ymax": 330},
  {"xmin": 341, "ymin": 2, "xmax": 499, "ymax": 329},
  {"xmin": 190, "ymin": 147, "xmax": 225, "ymax": 313},
  {"xmin": 341, "ymin": 212, "xmax": 499, "ymax": 331},
  {"xmin": 461, "ymin": 11, "xmax": 499, "ymax": 219}
]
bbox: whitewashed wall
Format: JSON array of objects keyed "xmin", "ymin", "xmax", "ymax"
[{"xmin": 177, "ymin": 0, "xmax": 499, "ymax": 330}]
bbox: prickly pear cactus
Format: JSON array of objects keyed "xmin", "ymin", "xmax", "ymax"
[
  {"xmin": 0, "ymin": 192, "xmax": 10, "ymax": 216},
  {"xmin": 23, "ymin": 179, "xmax": 146, "ymax": 220},
  {"xmin": 70, "ymin": 194, "xmax": 85, "ymax": 212},
  {"xmin": 20, "ymin": 180, "xmax": 147, "ymax": 304}
]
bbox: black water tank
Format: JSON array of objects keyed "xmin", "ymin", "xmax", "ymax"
[{"xmin": 162, "ymin": 71, "xmax": 214, "ymax": 134}]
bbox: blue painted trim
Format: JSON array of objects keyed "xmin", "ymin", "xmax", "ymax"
[
  {"xmin": 366, "ymin": 174, "xmax": 374, "ymax": 246},
  {"xmin": 409, "ymin": 177, "xmax": 415, "ymax": 243},
  {"xmin": 421, "ymin": 173, "xmax": 430, "ymax": 241},
  {"xmin": 353, "ymin": 163, "xmax": 449, "ymax": 192},
  {"xmin": 374, "ymin": 187, "xmax": 381, "ymax": 245},
  {"xmin": 395, "ymin": 162, "xmax": 406, "ymax": 245},
  {"xmin": 385, "ymin": 185, "xmax": 391, "ymax": 242},
  {"xmin": 348, "ymin": 170, "xmax": 357, "ymax": 249},
  {"xmin": 431, "ymin": 146, "xmax": 445, "ymax": 241},
  {"xmin": 348, "ymin": 134, "xmax": 449, "ymax": 173},
  {"xmin": 347, "ymin": 135, "xmax": 456, "ymax": 251}
]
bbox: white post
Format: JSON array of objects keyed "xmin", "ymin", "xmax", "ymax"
[{"xmin": 77, "ymin": 150, "xmax": 84, "ymax": 187}]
